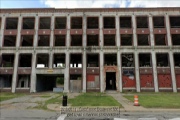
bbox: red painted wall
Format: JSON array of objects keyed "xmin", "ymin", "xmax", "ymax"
[
  {"xmin": 176, "ymin": 74, "xmax": 180, "ymax": 88},
  {"xmin": 158, "ymin": 74, "xmax": 172, "ymax": 88},
  {"xmin": 122, "ymin": 75, "xmax": 136, "ymax": 87},
  {"xmin": 140, "ymin": 74, "xmax": 154, "ymax": 88}
]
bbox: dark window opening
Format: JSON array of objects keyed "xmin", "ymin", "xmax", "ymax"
[
  {"xmin": 36, "ymin": 54, "xmax": 49, "ymax": 68},
  {"xmin": 22, "ymin": 18, "xmax": 35, "ymax": 29},
  {"xmin": 87, "ymin": 35, "xmax": 99, "ymax": 46},
  {"xmin": 87, "ymin": 17, "xmax": 99, "ymax": 29},
  {"xmin": 156, "ymin": 53, "xmax": 169, "ymax": 67},
  {"xmin": 6, "ymin": 18, "xmax": 18, "ymax": 29},
  {"xmin": 38, "ymin": 35, "xmax": 50, "ymax": 46},
  {"xmin": 122, "ymin": 54, "xmax": 134, "ymax": 67},
  {"xmin": 54, "ymin": 35, "xmax": 66, "ymax": 46},
  {"xmin": 120, "ymin": 17, "xmax": 132, "ymax": 28},
  {"xmin": 71, "ymin": 35, "xmax": 82, "ymax": 46},
  {"xmin": 104, "ymin": 35, "xmax": 116, "ymax": 46},
  {"xmin": 70, "ymin": 74, "xmax": 82, "ymax": 80},
  {"xmin": 0, "ymin": 75, "xmax": 12, "ymax": 88},
  {"xmin": 53, "ymin": 54, "xmax": 65, "ymax": 68},
  {"xmin": 136, "ymin": 16, "xmax": 148, "ymax": 28},
  {"xmin": 39, "ymin": 17, "xmax": 51, "ymax": 29},
  {"xmin": 4, "ymin": 35, "xmax": 16, "ymax": 46},
  {"xmin": 1, "ymin": 54, "xmax": 14, "ymax": 67},
  {"xmin": 170, "ymin": 16, "xmax": 180, "ymax": 28},
  {"xmin": 139, "ymin": 54, "xmax": 151, "ymax": 67},
  {"xmin": 70, "ymin": 54, "xmax": 82, "ymax": 68},
  {"xmin": 103, "ymin": 17, "xmax": 115, "ymax": 29},
  {"xmin": 121, "ymin": 34, "xmax": 133, "ymax": 46},
  {"xmin": 55, "ymin": 17, "xmax": 66, "ymax": 29},
  {"xmin": 17, "ymin": 75, "xmax": 30, "ymax": 88},
  {"xmin": 172, "ymin": 34, "xmax": 180, "ymax": 45},
  {"xmin": 104, "ymin": 54, "xmax": 117, "ymax": 66},
  {"xmin": 106, "ymin": 72, "xmax": 116, "ymax": 90},
  {"xmin": 87, "ymin": 54, "xmax": 99, "ymax": 67},
  {"xmin": 71, "ymin": 17, "xmax": 82, "ymax": 29},
  {"xmin": 154, "ymin": 34, "xmax": 167, "ymax": 46},
  {"xmin": 174, "ymin": 53, "xmax": 180, "ymax": 67},
  {"xmin": 153, "ymin": 16, "xmax": 165, "ymax": 28},
  {"xmin": 137, "ymin": 34, "xmax": 150, "ymax": 46},
  {"xmin": 19, "ymin": 54, "xmax": 32, "ymax": 67},
  {"xmin": 21, "ymin": 35, "xmax": 33, "ymax": 46}
]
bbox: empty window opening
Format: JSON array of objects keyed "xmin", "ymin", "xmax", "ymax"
[
  {"xmin": 122, "ymin": 54, "xmax": 134, "ymax": 67},
  {"xmin": 156, "ymin": 53, "xmax": 169, "ymax": 67},
  {"xmin": 121, "ymin": 34, "xmax": 133, "ymax": 46},
  {"xmin": 36, "ymin": 54, "xmax": 49, "ymax": 68},
  {"xmin": 19, "ymin": 54, "xmax": 32, "ymax": 67},
  {"xmin": 139, "ymin": 54, "xmax": 151, "ymax": 67},
  {"xmin": 87, "ymin": 17, "xmax": 99, "ymax": 29},
  {"xmin": 106, "ymin": 72, "xmax": 116, "ymax": 90},
  {"xmin": 17, "ymin": 75, "xmax": 30, "ymax": 88},
  {"xmin": 103, "ymin": 17, "xmax": 115, "ymax": 29},
  {"xmin": 172, "ymin": 34, "xmax": 180, "ymax": 45},
  {"xmin": 22, "ymin": 18, "xmax": 35, "ymax": 29},
  {"xmin": 39, "ymin": 17, "xmax": 51, "ymax": 29},
  {"xmin": 71, "ymin": 35, "xmax": 82, "ymax": 46},
  {"xmin": 104, "ymin": 54, "xmax": 117, "ymax": 66},
  {"xmin": 136, "ymin": 16, "xmax": 148, "ymax": 28},
  {"xmin": 6, "ymin": 18, "xmax": 18, "ymax": 29},
  {"xmin": 174, "ymin": 54, "xmax": 180, "ymax": 67},
  {"xmin": 71, "ymin": 17, "xmax": 82, "ymax": 29},
  {"xmin": 87, "ymin": 54, "xmax": 99, "ymax": 67},
  {"xmin": 137, "ymin": 34, "xmax": 150, "ymax": 46},
  {"xmin": 104, "ymin": 35, "xmax": 116, "ymax": 46},
  {"xmin": 170, "ymin": 16, "xmax": 180, "ymax": 28},
  {"xmin": 70, "ymin": 54, "xmax": 82, "ymax": 68},
  {"xmin": 154, "ymin": 34, "xmax": 167, "ymax": 46},
  {"xmin": 55, "ymin": 17, "xmax": 66, "ymax": 29},
  {"xmin": 38, "ymin": 35, "xmax": 50, "ymax": 46},
  {"xmin": 1, "ymin": 54, "xmax": 14, "ymax": 67},
  {"xmin": 4, "ymin": 35, "xmax": 16, "ymax": 46},
  {"xmin": 0, "ymin": 75, "xmax": 12, "ymax": 88},
  {"xmin": 70, "ymin": 74, "xmax": 82, "ymax": 92},
  {"xmin": 54, "ymin": 35, "xmax": 66, "ymax": 46},
  {"xmin": 53, "ymin": 54, "xmax": 65, "ymax": 68},
  {"xmin": 87, "ymin": 35, "xmax": 99, "ymax": 46},
  {"xmin": 153, "ymin": 16, "xmax": 165, "ymax": 28},
  {"xmin": 120, "ymin": 17, "xmax": 132, "ymax": 28},
  {"xmin": 21, "ymin": 35, "xmax": 33, "ymax": 46}
]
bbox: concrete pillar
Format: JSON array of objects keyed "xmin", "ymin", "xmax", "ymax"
[
  {"xmin": 50, "ymin": 15, "xmax": 54, "ymax": 47},
  {"xmin": 49, "ymin": 52, "xmax": 53, "ymax": 68},
  {"xmin": 99, "ymin": 14, "xmax": 103, "ymax": 46},
  {"xmin": 169, "ymin": 51, "xmax": 177, "ymax": 92},
  {"xmin": 116, "ymin": 15, "xmax": 120, "ymax": 47},
  {"xmin": 34, "ymin": 15, "xmax": 39, "ymax": 47},
  {"xmin": 12, "ymin": 52, "xmax": 19, "ymax": 93},
  {"xmin": 0, "ymin": 16, "xmax": 5, "ymax": 47},
  {"xmin": 132, "ymin": 15, "xmax": 137, "ymax": 46},
  {"xmin": 134, "ymin": 52, "xmax": 140, "ymax": 92},
  {"xmin": 149, "ymin": 15, "xmax": 155, "ymax": 46},
  {"xmin": 30, "ymin": 52, "xmax": 37, "ymax": 92},
  {"xmin": 16, "ymin": 16, "xmax": 22, "ymax": 47},
  {"xmin": 151, "ymin": 51, "xmax": 159, "ymax": 92},
  {"xmin": 165, "ymin": 14, "xmax": 172, "ymax": 46}
]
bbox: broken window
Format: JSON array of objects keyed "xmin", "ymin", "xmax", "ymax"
[
  {"xmin": 19, "ymin": 54, "xmax": 32, "ymax": 67},
  {"xmin": 87, "ymin": 17, "xmax": 99, "ymax": 29},
  {"xmin": 5, "ymin": 18, "xmax": 18, "ymax": 29},
  {"xmin": 136, "ymin": 16, "xmax": 148, "ymax": 28},
  {"xmin": 120, "ymin": 17, "xmax": 132, "ymax": 28},
  {"xmin": 22, "ymin": 17, "xmax": 35, "ymax": 29},
  {"xmin": 54, "ymin": 35, "xmax": 66, "ymax": 46},
  {"xmin": 154, "ymin": 34, "xmax": 167, "ymax": 46},
  {"xmin": 121, "ymin": 34, "xmax": 133, "ymax": 46},
  {"xmin": 103, "ymin": 17, "xmax": 115, "ymax": 29},
  {"xmin": 70, "ymin": 54, "xmax": 82, "ymax": 68},
  {"xmin": 38, "ymin": 35, "xmax": 50, "ymax": 46},
  {"xmin": 55, "ymin": 17, "xmax": 66, "ymax": 29},
  {"xmin": 156, "ymin": 53, "xmax": 169, "ymax": 67},
  {"xmin": 4, "ymin": 35, "xmax": 16, "ymax": 46},
  {"xmin": 21, "ymin": 35, "xmax": 33, "ymax": 46},
  {"xmin": 1, "ymin": 54, "xmax": 14, "ymax": 67},
  {"xmin": 139, "ymin": 54, "xmax": 151, "ymax": 67},
  {"xmin": 104, "ymin": 35, "xmax": 116, "ymax": 46},
  {"xmin": 0, "ymin": 75, "xmax": 12, "ymax": 88},
  {"xmin": 170, "ymin": 16, "xmax": 180, "ymax": 28},
  {"xmin": 87, "ymin": 54, "xmax": 99, "ymax": 67},
  {"xmin": 104, "ymin": 54, "xmax": 117, "ymax": 66},
  {"xmin": 122, "ymin": 54, "xmax": 134, "ymax": 67},
  {"xmin": 39, "ymin": 17, "xmax": 51, "ymax": 29},
  {"xmin": 17, "ymin": 75, "xmax": 30, "ymax": 88},
  {"xmin": 36, "ymin": 54, "xmax": 49, "ymax": 68},
  {"xmin": 174, "ymin": 53, "xmax": 180, "ymax": 67},
  {"xmin": 87, "ymin": 35, "xmax": 99, "ymax": 46},
  {"xmin": 53, "ymin": 54, "xmax": 65, "ymax": 68},
  {"xmin": 71, "ymin": 35, "xmax": 82, "ymax": 46},
  {"xmin": 71, "ymin": 17, "xmax": 82, "ymax": 29},
  {"xmin": 153, "ymin": 16, "xmax": 165, "ymax": 28},
  {"xmin": 137, "ymin": 34, "xmax": 150, "ymax": 46},
  {"xmin": 172, "ymin": 34, "xmax": 180, "ymax": 45}
]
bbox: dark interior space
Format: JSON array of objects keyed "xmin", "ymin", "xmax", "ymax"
[
  {"xmin": 106, "ymin": 72, "xmax": 116, "ymax": 90},
  {"xmin": 87, "ymin": 17, "xmax": 99, "ymax": 29},
  {"xmin": 19, "ymin": 54, "xmax": 32, "ymax": 67},
  {"xmin": 22, "ymin": 17, "xmax": 35, "ymax": 29},
  {"xmin": 120, "ymin": 17, "xmax": 132, "ymax": 28},
  {"xmin": 104, "ymin": 54, "xmax": 117, "ymax": 66},
  {"xmin": 103, "ymin": 17, "xmax": 115, "ymax": 28},
  {"xmin": 172, "ymin": 34, "xmax": 180, "ymax": 45},
  {"xmin": 153, "ymin": 16, "xmax": 165, "ymax": 28},
  {"xmin": 154, "ymin": 34, "xmax": 167, "ymax": 46},
  {"xmin": 104, "ymin": 35, "xmax": 116, "ymax": 46},
  {"xmin": 55, "ymin": 17, "xmax": 66, "ymax": 29},
  {"xmin": 17, "ymin": 75, "xmax": 30, "ymax": 88},
  {"xmin": 4, "ymin": 35, "xmax": 16, "ymax": 46},
  {"xmin": 71, "ymin": 17, "xmax": 82, "ymax": 29},
  {"xmin": 87, "ymin": 54, "xmax": 99, "ymax": 67},
  {"xmin": 136, "ymin": 16, "xmax": 148, "ymax": 28},
  {"xmin": 21, "ymin": 35, "xmax": 33, "ymax": 46},
  {"xmin": 38, "ymin": 35, "xmax": 50, "ymax": 46},
  {"xmin": 121, "ymin": 34, "xmax": 133, "ymax": 46},
  {"xmin": 39, "ymin": 17, "xmax": 51, "ymax": 29},
  {"xmin": 71, "ymin": 35, "xmax": 82, "ymax": 46},
  {"xmin": 87, "ymin": 35, "xmax": 99, "ymax": 46},
  {"xmin": 54, "ymin": 35, "xmax": 66, "ymax": 46},
  {"xmin": 6, "ymin": 18, "xmax": 18, "ymax": 29},
  {"xmin": 170, "ymin": 16, "xmax": 180, "ymax": 28},
  {"xmin": 70, "ymin": 74, "xmax": 82, "ymax": 80},
  {"xmin": 53, "ymin": 54, "xmax": 65, "ymax": 68},
  {"xmin": 70, "ymin": 54, "xmax": 82, "ymax": 68},
  {"xmin": 122, "ymin": 54, "xmax": 134, "ymax": 67},
  {"xmin": 156, "ymin": 53, "xmax": 169, "ymax": 67},
  {"xmin": 0, "ymin": 75, "xmax": 12, "ymax": 88},
  {"xmin": 1, "ymin": 54, "xmax": 14, "ymax": 67},
  {"xmin": 137, "ymin": 34, "xmax": 150, "ymax": 46},
  {"xmin": 139, "ymin": 54, "xmax": 151, "ymax": 67},
  {"xmin": 36, "ymin": 54, "xmax": 49, "ymax": 68},
  {"xmin": 174, "ymin": 53, "xmax": 180, "ymax": 67}
]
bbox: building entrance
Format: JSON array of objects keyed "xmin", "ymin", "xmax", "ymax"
[{"xmin": 106, "ymin": 72, "xmax": 116, "ymax": 90}]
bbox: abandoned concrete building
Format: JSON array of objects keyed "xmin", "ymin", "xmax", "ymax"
[{"xmin": 0, "ymin": 8, "xmax": 180, "ymax": 93}]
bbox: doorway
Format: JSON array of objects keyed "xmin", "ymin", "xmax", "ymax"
[{"xmin": 106, "ymin": 72, "xmax": 116, "ymax": 90}]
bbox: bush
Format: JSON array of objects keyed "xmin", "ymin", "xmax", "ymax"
[{"xmin": 56, "ymin": 77, "xmax": 64, "ymax": 85}]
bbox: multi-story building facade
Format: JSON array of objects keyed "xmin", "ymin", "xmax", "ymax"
[{"xmin": 0, "ymin": 8, "xmax": 180, "ymax": 93}]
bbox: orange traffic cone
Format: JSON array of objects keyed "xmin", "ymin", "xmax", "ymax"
[{"xmin": 134, "ymin": 95, "xmax": 140, "ymax": 106}]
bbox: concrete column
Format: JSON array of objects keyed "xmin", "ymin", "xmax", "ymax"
[
  {"xmin": 66, "ymin": 15, "xmax": 70, "ymax": 47},
  {"xmin": 169, "ymin": 51, "xmax": 177, "ymax": 92},
  {"xmin": 16, "ymin": 16, "xmax": 22, "ymax": 47},
  {"xmin": 132, "ymin": 15, "xmax": 137, "ymax": 46},
  {"xmin": 134, "ymin": 52, "xmax": 140, "ymax": 92},
  {"xmin": 49, "ymin": 52, "xmax": 53, "ymax": 68},
  {"xmin": 165, "ymin": 14, "xmax": 172, "ymax": 46},
  {"xmin": 151, "ymin": 51, "xmax": 159, "ymax": 92},
  {"xmin": 100, "ymin": 51, "xmax": 104, "ymax": 92},
  {"xmin": 149, "ymin": 15, "xmax": 155, "ymax": 46},
  {"xmin": 12, "ymin": 52, "xmax": 19, "ymax": 93},
  {"xmin": 116, "ymin": 15, "xmax": 120, "ymax": 46},
  {"xmin": 34, "ymin": 15, "xmax": 39, "ymax": 47},
  {"xmin": 64, "ymin": 52, "xmax": 69, "ymax": 93},
  {"xmin": 99, "ymin": 15, "xmax": 103, "ymax": 46},
  {"xmin": 0, "ymin": 16, "xmax": 5, "ymax": 47},
  {"xmin": 50, "ymin": 15, "xmax": 54, "ymax": 47},
  {"xmin": 30, "ymin": 52, "xmax": 37, "ymax": 92}
]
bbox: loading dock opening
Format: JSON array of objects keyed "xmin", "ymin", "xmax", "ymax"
[{"xmin": 106, "ymin": 72, "xmax": 116, "ymax": 90}]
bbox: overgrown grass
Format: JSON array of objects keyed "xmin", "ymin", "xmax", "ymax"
[
  {"xmin": 124, "ymin": 93, "xmax": 180, "ymax": 108},
  {"xmin": 0, "ymin": 92, "xmax": 25, "ymax": 102},
  {"xmin": 68, "ymin": 93, "xmax": 122, "ymax": 107}
]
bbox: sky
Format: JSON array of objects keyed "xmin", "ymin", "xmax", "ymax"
[{"xmin": 1, "ymin": 0, "xmax": 180, "ymax": 8}]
